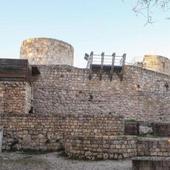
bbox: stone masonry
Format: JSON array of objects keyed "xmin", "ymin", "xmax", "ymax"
[
  {"xmin": 0, "ymin": 82, "xmax": 31, "ymax": 114},
  {"xmin": 31, "ymin": 65, "xmax": 170, "ymax": 122},
  {"xmin": 0, "ymin": 114, "xmax": 123, "ymax": 151},
  {"xmin": 137, "ymin": 137, "xmax": 170, "ymax": 157},
  {"xmin": 65, "ymin": 135, "xmax": 137, "ymax": 160},
  {"xmin": 143, "ymin": 55, "xmax": 170, "ymax": 75},
  {"xmin": 132, "ymin": 157, "xmax": 170, "ymax": 170},
  {"xmin": 1, "ymin": 38, "xmax": 170, "ymax": 163},
  {"xmin": 20, "ymin": 38, "xmax": 74, "ymax": 65}
]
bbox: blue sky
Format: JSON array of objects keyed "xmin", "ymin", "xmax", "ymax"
[{"xmin": 0, "ymin": 0, "xmax": 170, "ymax": 67}]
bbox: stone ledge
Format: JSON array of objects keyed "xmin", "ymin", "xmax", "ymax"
[{"xmin": 132, "ymin": 157, "xmax": 170, "ymax": 170}]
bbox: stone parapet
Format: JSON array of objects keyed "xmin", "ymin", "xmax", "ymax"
[{"xmin": 64, "ymin": 135, "xmax": 137, "ymax": 160}]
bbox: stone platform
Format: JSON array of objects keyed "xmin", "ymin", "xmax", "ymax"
[{"xmin": 132, "ymin": 157, "xmax": 170, "ymax": 170}]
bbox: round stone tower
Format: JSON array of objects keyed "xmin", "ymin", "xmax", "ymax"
[
  {"xmin": 143, "ymin": 55, "xmax": 170, "ymax": 75},
  {"xmin": 20, "ymin": 38, "xmax": 74, "ymax": 65}
]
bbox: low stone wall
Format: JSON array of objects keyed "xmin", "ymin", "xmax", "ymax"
[
  {"xmin": 125, "ymin": 120, "xmax": 170, "ymax": 137},
  {"xmin": 152, "ymin": 122, "xmax": 170, "ymax": 137},
  {"xmin": 137, "ymin": 137, "xmax": 170, "ymax": 157},
  {"xmin": 64, "ymin": 135, "xmax": 137, "ymax": 160},
  {"xmin": 132, "ymin": 157, "xmax": 170, "ymax": 170},
  {"xmin": 0, "ymin": 113, "xmax": 123, "ymax": 151}
]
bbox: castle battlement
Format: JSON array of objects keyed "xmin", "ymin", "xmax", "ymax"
[{"xmin": 0, "ymin": 38, "xmax": 170, "ymax": 164}]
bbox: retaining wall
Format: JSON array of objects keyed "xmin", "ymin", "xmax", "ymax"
[
  {"xmin": 125, "ymin": 121, "xmax": 170, "ymax": 137},
  {"xmin": 64, "ymin": 136, "xmax": 170, "ymax": 160},
  {"xmin": 0, "ymin": 113, "xmax": 123, "ymax": 151},
  {"xmin": 64, "ymin": 135, "xmax": 137, "ymax": 160},
  {"xmin": 137, "ymin": 137, "xmax": 170, "ymax": 157},
  {"xmin": 132, "ymin": 157, "xmax": 170, "ymax": 170}
]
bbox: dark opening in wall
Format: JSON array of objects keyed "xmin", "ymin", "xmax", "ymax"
[
  {"xmin": 29, "ymin": 106, "xmax": 34, "ymax": 114},
  {"xmin": 45, "ymin": 139, "xmax": 50, "ymax": 144},
  {"xmin": 60, "ymin": 74, "xmax": 64, "ymax": 78},
  {"xmin": 66, "ymin": 68, "xmax": 72, "ymax": 72},
  {"xmin": 88, "ymin": 94, "xmax": 93, "ymax": 101},
  {"xmin": 137, "ymin": 84, "xmax": 140, "ymax": 88},
  {"xmin": 164, "ymin": 82, "xmax": 169, "ymax": 91}
]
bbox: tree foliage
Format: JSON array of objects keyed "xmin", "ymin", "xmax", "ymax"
[{"xmin": 133, "ymin": 0, "xmax": 170, "ymax": 24}]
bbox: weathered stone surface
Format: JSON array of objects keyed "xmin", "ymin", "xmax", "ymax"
[
  {"xmin": 20, "ymin": 38, "xmax": 74, "ymax": 66},
  {"xmin": 124, "ymin": 121, "xmax": 139, "ymax": 135},
  {"xmin": 1, "ymin": 56, "xmax": 170, "ymax": 161},
  {"xmin": 132, "ymin": 157, "xmax": 170, "ymax": 170},
  {"xmin": 143, "ymin": 55, "xmax": 170, "ymax": 75},
  {"xmin": 125, "ymin": 121, "xmax": 170, "ymax": 137},
  {"xmin": 152, "ymin": 122, "xmax": 170, "ymax": 137},
  {"xmin": 139, "ymin": 125, "xmax": 153, "ymax": 135},
  {"xmin": 31, "ymin": 65, "xmax": 170, "ymax": 122},
  {"xmin": 0, "ymin": 114, "xmax": 123, "ymax": 151},
  {"xmin": 137, "ymin": 137, "xmax": 170, "ymax": 157},
  {"xmin": 0, "ymin": 82, "xmax": 31, "ymax": 114},
  {"xmin": 64, "ymin": 135, "xmax": 137, "ymax": 160},
  {"xmin": 0, "ymin": 127, "xmax": 3, "ymax": 152}
]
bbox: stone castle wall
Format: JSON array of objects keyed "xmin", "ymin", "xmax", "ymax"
[
  {"xmin": 31, "ymin": 65, "xmax": 170, "ymax": 122},
  {"xmin": 65, "ymin": 135, "xmax": 137, "ymax": 160},
  {"xmin": 0, "ymin": 82, "xmax": 31, "ymax": 114},
  {"xmin": 143, "ymin": 55, "xmax": 170, "ymax": 75},
  {"xmin": 0, "ymin": 65, "xmax": 170, "ymax": 159},
  {"xmin": 20, "ymin": 38, "xmax": 74, "ymax": 65},
  {"xmin": 64, "ymin": 136, "xmax": 170, "ymax": 160},
  {"xmin": 0, "ymin": 114, "xmax": 123, "ymax": 151},
  {"xmin": 0, "ymin": 86, "xmax": 4, "ymax": 114}
]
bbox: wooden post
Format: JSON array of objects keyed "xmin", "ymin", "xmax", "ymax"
[
  {"xmin": 122, "ymin": 53, "xmax": 126, "ymax": 67},
  {"xmin": 100, "ymin": 52, "xmax": 104, "ymax": 80},
  {"xmin": 110, "ymin": 53, "xmax": 115, "ymax": 81},
  {"xmin": 120, "ymin": 53, "xmax": 126, "ymax": 81},
  {"xmin": 89, "ymin": 51, "xmax": 93, "ymax": 80}
]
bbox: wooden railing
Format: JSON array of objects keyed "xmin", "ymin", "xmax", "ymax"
[
  {"xmin": 84, "ymin": 52, "xmax": 126, "ymax": 81},
  {"xmin": 85, "ymin": 52, "xmax": 126, "ymax": 69}
]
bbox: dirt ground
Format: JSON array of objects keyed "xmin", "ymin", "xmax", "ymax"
[{"xmin": 0, "ymin": 151, "xmax": 132, "ymax": 170}]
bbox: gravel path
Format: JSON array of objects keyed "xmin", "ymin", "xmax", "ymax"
[{"xmin": 0, "ymin": 152, "xmax": 132, "ymax": 170}]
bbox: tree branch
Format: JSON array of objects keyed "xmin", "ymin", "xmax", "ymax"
[{"xmin": 132, "ymin": 0, "xmax": 170, "ymax": 24}]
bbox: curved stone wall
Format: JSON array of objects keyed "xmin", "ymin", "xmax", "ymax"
[
  {"xmin": 20, "ymin": 38, "xmax": 74, "ymax": 65},
  {"xmin": 65, "ymin": 135, "xmax": 137, "ymax": 160},
  {"xmin": 143, "ymin": 55, "xmax": 170, "ymax": 75}
]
